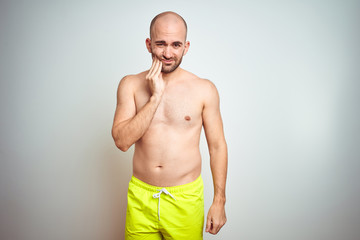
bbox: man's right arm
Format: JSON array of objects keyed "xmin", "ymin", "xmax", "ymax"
[{"xmin": 111, "ymin": 59, "xmax": 164, "ymax": 151}]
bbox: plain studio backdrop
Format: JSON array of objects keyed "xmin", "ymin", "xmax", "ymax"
[{"xmin": 0, "ymin": 0, "xmax": 359, "ymax": 239}]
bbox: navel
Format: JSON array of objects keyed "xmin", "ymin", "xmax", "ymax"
[{"xmin": 184, "ymin": 115, "xmax": 191, "ymax": 121}]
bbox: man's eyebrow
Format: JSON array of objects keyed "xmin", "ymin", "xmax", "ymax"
[{"xmin": 154, "ymin": 41, "xmax": 183, "ymax": 45}]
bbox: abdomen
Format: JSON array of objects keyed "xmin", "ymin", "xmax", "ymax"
[{"xmin": 132, "ymin": 124, "xmax": 202, "ymax": 186}]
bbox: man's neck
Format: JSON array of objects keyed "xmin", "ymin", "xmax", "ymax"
[{"xmin": 162, "ymin": 67, "xmax": 183, "ymax": 81}]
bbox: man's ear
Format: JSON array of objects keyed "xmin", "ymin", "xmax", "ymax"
[
  {"xmin": 145, "ymin": 38, "xmax": 152, "ymax": 53},
  {"xmin": 183, "ymin": 41, "xmax": 190, "ymax": 56}
]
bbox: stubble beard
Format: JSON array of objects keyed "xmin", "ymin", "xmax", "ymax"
[
  {"xmin": 151, "ymin": 52, "xmax": 184, "ymax": 74},
  {"xmin": 162, "ymin": 57, "xmax": 183, "ymax": 73}
]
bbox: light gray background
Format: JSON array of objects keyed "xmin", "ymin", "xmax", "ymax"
[{"xmin": 1, "ymin": 0, "xmax": 359, "ymax": 239}]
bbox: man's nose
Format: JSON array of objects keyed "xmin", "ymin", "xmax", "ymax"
[{"xmin": 163, "ymin": 46, "xmax": 172, "ymax": 58}]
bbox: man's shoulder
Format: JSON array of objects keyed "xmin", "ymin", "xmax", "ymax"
[
  {"xmin": 118, "ymin": 71, "xmax": 147, "ymax": 88},
  {"xmin": 121, "ymin": 71, "xmax": 147, "ymax": 82},
  {"xmin": 182, "ymin": 69, "xmax": 217, "ymax": 91},
  {"xmin": 181, "ymin": 69, "xmax": 213, "ymax": 85}
]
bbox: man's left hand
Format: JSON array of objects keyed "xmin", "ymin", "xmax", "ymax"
[{"xmin": 205, "ymin": 202, "xmax": 227, "ymax": 234}]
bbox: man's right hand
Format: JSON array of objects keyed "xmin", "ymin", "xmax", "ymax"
[{"xmin": 146, "ymin": 57, "xmax": 165, "ymax": 98}]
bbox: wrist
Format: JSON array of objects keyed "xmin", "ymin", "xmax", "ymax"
[
  {"xmin": 213, "ymin": 195, "xmax": 226, "ymax": 205},
  {"xmin": 150, "ymin": 93, "xmax": 162, "ymax": 103}
]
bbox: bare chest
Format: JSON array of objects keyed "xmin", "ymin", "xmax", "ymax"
[{"xmin": 135, "ymin": 84, "xmax": 203, "ymax": 128}]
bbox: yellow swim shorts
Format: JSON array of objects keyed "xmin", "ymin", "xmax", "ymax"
[{"xmin": 125, "ymin": 175, "xmax": 204, "ymax": 240}]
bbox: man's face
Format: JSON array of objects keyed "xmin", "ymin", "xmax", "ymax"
[
  {"xmin": 146, "ymin": 20, "xmax": 189, "ymax": 73},
  {"xmin": 150, "ymin": 41, "xmax": 185, "ymax": 74}
]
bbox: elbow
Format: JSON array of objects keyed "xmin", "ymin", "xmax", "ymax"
[
  {"xmin": 116, "ymin": 141, "xmax": 130, "ymax": 152},
  {"xmin": 209, "ymin": 141, "xmax": 228, "ymax": 157},
  {"xmin": 113, "ymin": 137, "xmax": 131, "ymax": 152},
  {"xmin": 114, "ymin": 138, "xmax": 131, "ymax": 152},
  {"xmin": 112, "ymin": 129, "xmax": 131, "ymax": 152}
]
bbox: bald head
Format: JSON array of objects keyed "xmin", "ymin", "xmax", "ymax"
[{"xmin": 150, "ymin": 11, "xmax": 188, "ymax": 40}]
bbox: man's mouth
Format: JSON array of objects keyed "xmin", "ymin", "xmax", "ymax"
[{"xmin": 162, "ymin": 59, "xmax": 174, "ymax": 64}]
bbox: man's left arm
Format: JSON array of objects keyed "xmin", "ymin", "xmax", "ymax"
[{"xmin": 202, "ymin": 80, "xmax": 228, "ymax": 235}]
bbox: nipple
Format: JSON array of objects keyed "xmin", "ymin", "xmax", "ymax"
[{"xmin": 184, "ymin": 115, "xmax": 191, "ymax": 121}]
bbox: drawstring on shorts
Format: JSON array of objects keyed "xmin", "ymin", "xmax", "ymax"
[{"xmin": 152, "ymin": 188, "xmax": 176, "ymax": 221}]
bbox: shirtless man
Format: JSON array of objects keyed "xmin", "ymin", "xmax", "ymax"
[{"xmin": 112, "ymin": 11, "xmax": 227, "ymax": 239}]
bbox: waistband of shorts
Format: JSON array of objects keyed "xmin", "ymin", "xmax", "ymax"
[{"xmin": 130, "ymin": 175, "xmax": 203, "ymax": 193}]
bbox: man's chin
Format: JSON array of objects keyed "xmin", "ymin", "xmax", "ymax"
[
  {"xmin": 161, "ymin": 65, "xmax": 177, "ymax": 74},
  {"xmin": 162, "ymin": 60, "xmax": 183, "ymax": 73}
]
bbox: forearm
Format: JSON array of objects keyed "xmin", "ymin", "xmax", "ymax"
[
  {"xmin": 209, "ymin": 142, "xmax": 228, "ymax": 204},
  {"xmin": 112, "ymin": 95, "xmax": 161, "ymax": 151},
  {"xmin": 205, "ymin": 141, "xmax": 228, "ymax": 234}
]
